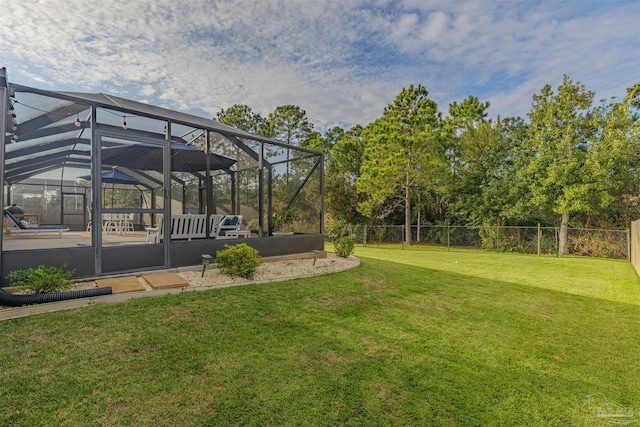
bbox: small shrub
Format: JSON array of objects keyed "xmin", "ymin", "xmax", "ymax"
[
  {"xmin": 216, "ymin": 243, "xmax": 261, "ymax": 278},
  {"xmin": 334, "ymin": 237, "xmax": 355, "ymax": 258},
  {"xmin": 324, "ymin": 218, "xmax": 351, "ymax": 242},
  {"xmin": 8, "ymin": 263, "xmax": 75, "ymax": 294}
]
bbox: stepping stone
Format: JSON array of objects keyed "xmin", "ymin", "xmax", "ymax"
[
  {"xmin": 143, "ymin": 273, "xmax": 188, "ymax": 290},
  {"xmin": 96, "ymin": 276, "xmax": 145, "ymax": 294}
]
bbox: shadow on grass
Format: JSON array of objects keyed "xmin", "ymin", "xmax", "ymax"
[{"xmin": 0, "ymin": 256, "xmax": 639, "ymax": 425}]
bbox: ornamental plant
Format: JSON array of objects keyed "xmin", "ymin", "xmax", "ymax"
[
  {"xmin": 8, "ymin": 263, "xmax": 74, "ymax": 293},
  {"xmin": 334, "ymin": 237, "xmax": 355, "ymax": 258},
  {"xmin": 273, "ymin": 208, "xmax": 300, "ymax": 232},
  {"xmin": 215, "ymin": 243, "xmax": 261, "ymax": 279}
]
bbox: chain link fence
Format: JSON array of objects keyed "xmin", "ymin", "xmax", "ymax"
[{"xmin": 330, "ymin": 225, "xmax": 630, "ymax": 260}]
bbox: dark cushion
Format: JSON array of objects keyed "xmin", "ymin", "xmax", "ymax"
[
  {"xmin": 222, "ymin": 216, "xmax": 238, "ymax": 226},
  {"xmin": 4, "ymin": 210, "xmax": 27, "ymax": 229}
]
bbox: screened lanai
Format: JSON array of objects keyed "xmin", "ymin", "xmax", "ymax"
[{"xmin": 0, "ymin": 68, "xmax": 324, "ymax": 282}]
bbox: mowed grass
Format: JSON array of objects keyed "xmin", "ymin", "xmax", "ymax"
[{"xmin": 1, "ymin": 246, "xmax": 639, "ymax": 426}]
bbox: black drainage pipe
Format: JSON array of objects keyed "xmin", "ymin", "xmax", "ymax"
[{"xmin": 0, "ymin": 287, "xmax": 112, "ymax": 307}]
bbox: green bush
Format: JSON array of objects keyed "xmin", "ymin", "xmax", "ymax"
[
  {"xmin": 216, "ymin": 243, "xmax": 261, "ymax": 279},
  {"xmin": 273, "ymin": 208, "xmax": 300, "ymax": 232},
  {"xmin": 324, "ymin": 218, "xmax": 351, "ymax": 242},
  {"xmin": 334, "ymin": 237, "xmax": 355, "ymax": 258},
  {"xmin": 8, "ymin": 264, "xmax": 75, "ymax": 294}
]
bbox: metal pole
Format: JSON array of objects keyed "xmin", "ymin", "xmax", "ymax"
[
  {"xmin": 496, "ymin": 225, "xmax": 499, "ymax": 252},
  {"xmin": 319, "ymin": 153, "xmax": 324, "ymax": 235},
  {"xmin": 258, "ymin": 142, "xmax": 264, "ymax": 237},
  {"xmin": 0, "ymin": 68, "xmax": 8, "ymax": 259},
  {"xmin": 537, "ymin": 223, "xmax": 541, "ymax": 256},
  {"xmin": 555, "ymin": 227, "xmax": 559, "ymax": 257},
  {"xmin": 92, "ymin": 106, "xmax": 102, "ymax": 274},
  {"xmin": 205, "ymin": 130, "xmax": 211, "ymax": 238},
  {"xmin": 164, "ymin": 122, "xmax": 172, "ymax": 266},
  {"xmin": 447, "ymin": 226, "xmax": 450, "ymax": 252}
]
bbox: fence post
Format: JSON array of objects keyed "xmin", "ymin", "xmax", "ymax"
[
  {"xmin": 363, "ymin": 225, "xmax": 367, "ymax": 247},
  {"xmin": 627, "ymin": 228, "xmax": 631, "ymax": 262},
  {"xmin": 447, "ymin": 226, "xmax": 450, "ymax": 252},
  {"xmin": 496, "ymin": 225, "xmax": 499, "ymax": 252},
  {"xmin": 402, "ymin": 226, "xmax": 404, "ymax": 250},
  {"xmin": 555, "ymin": 227, "xmax": 559, "ymax": 257},
  {"xmin": 537, "ymin": 223, "xmax": 541, "ymax": 256}
]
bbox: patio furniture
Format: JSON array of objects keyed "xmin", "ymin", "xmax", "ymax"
[
  {"xmin": 209, "ymin": 214, "xmax": 224, "ymax": 238},
  {"xmin": 217, "ymin": 215, "xmax": 244, "ymax": 239},
  {"xmin": 225, "ymin": 230, "xmax": 250, "ymax": 239},
  {"xmin": 13, "ymin": 214, "xmax": 40, "ymax": 226},
  {"xmin": 102, "ymin": 214, "xmax": 134, "ymax": 234},
  {"xmin": 3, "ymin": 210, "xmax": 69, "ymax": 237},
  {"xmin": 145, "ymin": 214, "xmax": 227, "ymax": 243}
]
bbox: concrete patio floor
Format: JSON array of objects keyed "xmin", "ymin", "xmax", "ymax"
[{"xmin": 2, "ymin": 231, "xmax": 151, "ymax": 251}]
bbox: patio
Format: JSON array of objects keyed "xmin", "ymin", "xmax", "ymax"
[{"xmin": 0, "ymin": 67, "xmax": 324, "ymax": 283}]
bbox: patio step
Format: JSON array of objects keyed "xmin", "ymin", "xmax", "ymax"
[
  {"xmin": 96, "ymin": 276, "xmax": 146, "ymax": 293},
  {"xmin": 142, "ymin": 273, "xmax": 189, "ymax": 290}
]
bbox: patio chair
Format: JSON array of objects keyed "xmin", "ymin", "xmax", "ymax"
[
  {"xmin": 3, "ymin": 210, "xmax": 69, "ymax": 237},
  {"xmin": 217, "ymin": 215, "xmax": 245, "ymax": 238},
  {"xmin": 145, "ymin": 215, "xmax": 164, "ymax": 244},
  {"xmin": 209, "ymin": 214, "xmax": 224, "ymax": 237}
]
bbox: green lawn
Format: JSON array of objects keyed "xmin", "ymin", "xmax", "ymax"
[{"xmin": 1, "ymin": 246, "xmax": 639, "ymax": 426}]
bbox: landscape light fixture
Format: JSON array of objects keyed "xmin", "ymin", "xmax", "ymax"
[{"xmin": 201, "ymin": 254, "xmax": 213, "ymax": 277}]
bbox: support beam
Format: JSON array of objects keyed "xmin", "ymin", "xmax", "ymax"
[
  {"xmin": 269, "ymin": 152, "xmax": 319, "ymax": 166},
  {"xmin": 258, "ymin": 141, "xmax": 264, "ymax": 237},
  {"xmin": 0, "ymin": 68, "xmax": 8, "ymax": 256},
  {"xmin": 205, "ymin": 131, "xmax": 212, "ymax": 237},
  {"xmin": 17, "ymin": 102, "xmax": 89, "ymax": 137},
  {"xmin": 224, "ymin": 134, "xmax": 272, "ymax": 168},
  {"xmin": 6, "ymin": 150, "xmax": 88, "ymax": 174},
  {"xmin": 5, "ymin": 138, "xmax": 90, "ymax": 160},
  {"xmin": 320, "ymin": 153, "xmax": 325, "ymax": 235},
  {"xmin": 268, "ymin": 154, "xmax": 322, "ymax": 234},
  {"xmin": 7, "ymin": 161, "xmax": 90, "ymax": 184},
  {"xmin": 8, "ymin": 121, "xmax": 90, "ymax": 143}
]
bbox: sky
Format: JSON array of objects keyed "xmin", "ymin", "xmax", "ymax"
[{"xmin": 1, "ymin": 0, "xmax": 639, "ymax": 132}]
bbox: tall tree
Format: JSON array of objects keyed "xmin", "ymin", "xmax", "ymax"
[
  {"xmin": 356, "ymin": 84, "xmax": 445, "ymax": 245},
  {"xmin": 585, "ymin": 96, "xmax": 640, "ymax": 227},
  {"xmin": 268, "ymin": 105, "xmax": 314, "ymax": 145},
  {"xmin": 442, "ymin": 95, "xmax": 491, "ymax": 223},
  {"xmin": 624, "ymin": 82, "xmax": 640, "ymax": 110},
  {"xmin": 268, "ymin": 105, "xmax": 314, "ymax": 185},
  {"xmin": 216, "ymin": 104, "xmax": 269, "ymax": 134},
  {"xmin": 304, "ymin": 125, "xmax": 345, "ymax": 155},
  {"xmin": 449, "ymin": 119, "xmax": 511, "ymax": 225},
  {"xmin": 521, "ymin": 75, "xmax": 596, "ymax": 254},
  {"xmin": 326, "ymin": 125, "xmax": 365, "ymax": 223}
]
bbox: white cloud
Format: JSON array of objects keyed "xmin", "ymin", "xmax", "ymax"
[{"xmin": 0, "ymin": 0, "xmax": 637, "ymax": 131}]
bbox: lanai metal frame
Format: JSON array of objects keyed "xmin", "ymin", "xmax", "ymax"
[{"xmin": 0, "ymin": 67, "xmax": 324, "ymax": 282}]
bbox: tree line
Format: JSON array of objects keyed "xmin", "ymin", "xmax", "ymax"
[{"xmin": 216, "ymin": 77, "xmax": 640, "ymax": 253}]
